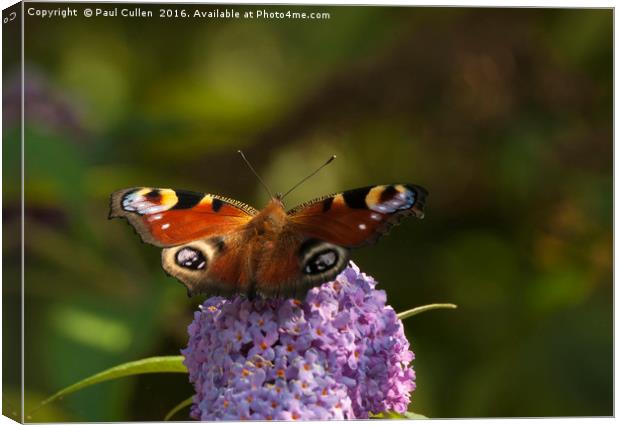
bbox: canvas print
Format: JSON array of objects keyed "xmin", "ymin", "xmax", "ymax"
[{"xmin": 2, "ymin": 1, "xmax": 613, "ymax": 421}]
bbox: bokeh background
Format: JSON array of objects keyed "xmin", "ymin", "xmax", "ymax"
[{"xmin": 3, "ymin": 3, "xmax": 612, "ymax": 421}]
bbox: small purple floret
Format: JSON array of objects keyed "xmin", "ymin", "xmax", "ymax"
[{"xmin": 182, "ymin": 263, "xmax": 416, "ymax": 420}]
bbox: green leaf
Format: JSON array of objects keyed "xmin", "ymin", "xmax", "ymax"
[
  {"xmin": 164, "ymin": 395, "xmax": 194, "ymax": 421},
  {"xmin": 30, "ymin": 356, "xmax": 187, "ymax": 415},
  {"xmin": 397, "ymin": 303, "xmax": 457, "ymax": 320},
  {"xmin": 371, "ymin": 410, "xmax": 428, "ymax": 419}
]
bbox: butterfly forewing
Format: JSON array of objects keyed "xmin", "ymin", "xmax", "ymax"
[
  {"xmin": 287, "ymin": 184, "xmax": 427, "ymax": 248},
  {"xmin": 109, "ymin": 187, "xmax": 256, "ymax": 247}
]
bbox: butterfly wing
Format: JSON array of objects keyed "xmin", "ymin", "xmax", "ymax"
[
  {"xmin": 287, "ymin": 184, "xmax": 427, "ymax": 248},
  {"xmin": 109, "ymin": 187, "xmax": 257, "ymax": 247},
  {"xmin": 254, "ymin": 232, "xmax": 350, "ymax": 298},
  {"xmin": 160, "ymin": 233, "xmax": 256, "ymax": 296},
  {"xmin": 253, "ymin": 184, "xmax": 427, "ymax": 298},
  {"xmin": 110, "ymin": 187, "xmax": 258, "ymax": 296}
]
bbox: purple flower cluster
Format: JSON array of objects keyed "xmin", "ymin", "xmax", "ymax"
[{"xmin": 182, "ymin": 263, "xmax": 416, "ymax": 420}]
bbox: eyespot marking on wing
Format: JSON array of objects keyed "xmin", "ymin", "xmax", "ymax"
[
  {"xmin": 365, "ymin": 185, "xmax": 416, "ymax": 213},
  {"xmin": 121, "ymin": 188, "xmax": 179, "ymax": 215},
  {"xmin": 298, "ymin": 239, "xmax": 347, "ymax": 274},
  {"xmin": 176, "ymin": 247, "xmax": 207, "ymax": 270},
  {"xmin": 303, "ymin": 249, "xmax": 339, "ymax": 274}
]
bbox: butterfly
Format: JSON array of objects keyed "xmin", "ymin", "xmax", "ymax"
[{"xmin": 109, "ymin": 153, "xmax": 427, "ymax": 298}]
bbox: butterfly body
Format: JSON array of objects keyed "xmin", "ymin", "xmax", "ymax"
[{"xmin": 110, "ymin": 184, "xmax": 427, "ymax": 298}]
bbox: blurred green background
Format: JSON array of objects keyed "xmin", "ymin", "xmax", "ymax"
[{"xmin": 3, "ymin": 4, "xmax": 612, "ymax": 421}]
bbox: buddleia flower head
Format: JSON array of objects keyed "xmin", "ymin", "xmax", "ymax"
[{"xmin": 182, "ymin": 262, "xmax": 416, "ymax": 420}]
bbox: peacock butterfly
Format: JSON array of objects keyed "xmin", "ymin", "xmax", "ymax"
[{"xmin": 109, "ymin": 152, "xmax": 428, "ymax": 298}]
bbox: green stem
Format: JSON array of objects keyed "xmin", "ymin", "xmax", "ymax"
[
  {"xmin": 29, "ymin": 355, "xmax": 187, "ymax": 417},
  {"xmin": 164, "ymin": 395, "xmax": 194, "ymax": 420},
  {"xmin": 397, "ymin": 303, "xmax": 457, "ymax": 320}
]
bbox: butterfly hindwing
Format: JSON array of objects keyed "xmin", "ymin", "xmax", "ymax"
[
  {"xmin": 161, "ymin": 233, "xmax": 255, "ymax": 296},
  {"xmin": 254, "ymin": 235, "xmax": 350, "ymax": 298},
  {"xmin": 287, "ymin": 184, "xmax": 427, "ymax": 248}
]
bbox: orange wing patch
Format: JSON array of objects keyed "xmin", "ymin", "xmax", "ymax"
[
  {"xmin": 109, "ymin": 187, "xmax": 256, "ymax": 247},
  {"xmin": 287, "ymin": 184, "xmax": 427, "ymax": 248}
]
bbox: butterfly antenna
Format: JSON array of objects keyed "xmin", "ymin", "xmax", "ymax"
[
  {"xmin": 238, "ymin": 150, "xmax": 274, "ymax": 199},
  {"xmin": 281, "ymin": 154, "xmax": 337, "ymax": 200}
]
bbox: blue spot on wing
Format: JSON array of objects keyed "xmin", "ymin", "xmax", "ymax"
[{"xmin": 371, "ymin": 186, "xmax": 416, "ymax": 213}]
